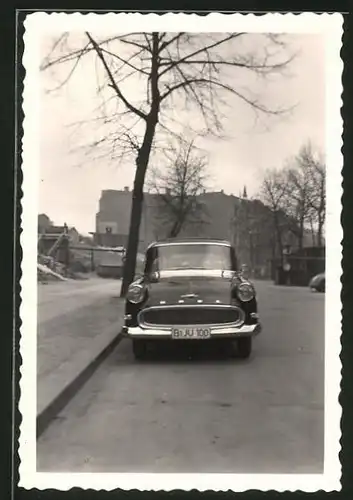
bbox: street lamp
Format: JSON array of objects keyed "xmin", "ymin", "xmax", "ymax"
[
  {"xmin": 283, "ymin": 244, "xmax": 292, "ymax": 256},
  {"xmin": 282, "ymin": 244, "xmax": 292, "ymax": 285}
]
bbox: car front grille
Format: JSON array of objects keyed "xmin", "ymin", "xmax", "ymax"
[{"xmin": 138, "ymin": 306, "xmax": 244, "ymax": 327}]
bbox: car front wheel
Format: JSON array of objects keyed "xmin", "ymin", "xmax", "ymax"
[
  {"xmin": 132, "ymin": 340, "xmax": 147, "ymax": 360},
  {"xmin": 237, "ymin": 337, "xmax": 252, "ymax": 359}
]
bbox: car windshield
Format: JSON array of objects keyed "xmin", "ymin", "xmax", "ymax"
[{"xmin": 152, "ymin": 244, "xmax": 233, "ymax": 271}]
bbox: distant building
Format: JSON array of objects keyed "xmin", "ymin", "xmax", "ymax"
[
  {"xmin": 37, "ymin": 215, "xmax": 80, "ymax": 257},
  {"xmin": 94, "ymin": 188, "xmax": 321, "ymax": 279},
  {"xmin": 94, "ymin": 188, "xmax": 241, "ymax": 251},
  {"xmin": 94, "ymin": 187, "xmax": 148, "ymax": 249},
  {"xmin": 38, "ymin": 213, "xmax": 52, "ymax": 233}
]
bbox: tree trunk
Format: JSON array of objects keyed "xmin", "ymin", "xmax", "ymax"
[
  {"xmin": 120, "ymin": 33, "xmax": 160, "ymax": 297},
  {"xmin": 168, "ymin": 221, "xmax": 179, "ymax": 238},
  {"xmin": 317, "ymin": 180, "xmax": 325, "ymax": 248},
  {"xmin": 120, "ymin": 120, "xmax": 158, "ymax": 296},
  {"xmin": 168, "ymin": 208, "xmax": 186, "ymax": 238},
  {"xmin": 296, "ymin": 213, "xmax": 304, "ymax": 250},
  {"xmin": 120, "ymin": 176, "xmax": 144, "ymax": 296},
  {"xmin": 317, "ymin": 219, "xmax": 323, "ymax": 247},
  {"xmin": 310, "ymin": 218, "xmax": 316, "ymax": 246},
  {"xmin": 298, "ymin": 223, "xmax": 304, "ymax": 250},
  {"xmin": 276, "ymin": 229, "xmax": 283, "ymax": 264},
  {"xmin": 273, "ymin": 211, "xmax": 283, "ymax": 264},
  {"xmin": 170, "ymin": 227, "xmax": 180, "ymax": 238}
]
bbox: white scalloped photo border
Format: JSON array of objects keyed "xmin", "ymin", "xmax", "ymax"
[{"xmin": 19, "ymin": 11, "xmax": 343, "ymax": 492}]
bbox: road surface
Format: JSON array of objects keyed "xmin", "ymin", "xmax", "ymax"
[
  {"xmin": 37, "ymin": 280, "xmax": 325, "ymax": 474},
  {"xmin": 37, "ymin": 277, "xmax": 123, "ymax": 412},
  {"xmin": 38, "ymin": 277, "xmax": 122, "ymax": 324}
]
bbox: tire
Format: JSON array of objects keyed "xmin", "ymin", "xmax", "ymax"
[
  {"xmin": 237, "ymin": 337, "xmax": 252, "ymax": 359},
  {"xmin": 132, "ymin": 340, "xmax": 147, "ymax": 360}
]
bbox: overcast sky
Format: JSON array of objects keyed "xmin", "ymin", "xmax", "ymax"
[{"xmin": 39, "ymin": 33, "xmax": 325, "ymax": 234}]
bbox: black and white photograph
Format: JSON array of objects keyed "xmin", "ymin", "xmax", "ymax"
[{"xmin": 19, "ymin": 12, "xmax": 342, "ymax": 492}]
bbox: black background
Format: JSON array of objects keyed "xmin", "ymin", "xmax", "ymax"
[{"xmin": 1, "ymin": 2, "xmax": 351, "ymax": 500}]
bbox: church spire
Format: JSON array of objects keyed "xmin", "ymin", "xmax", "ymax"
[{"xmin": 242, "ymin": 185, "xmax": 248, "ymax": 199}]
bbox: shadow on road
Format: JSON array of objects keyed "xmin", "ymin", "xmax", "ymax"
[{"xmin": 114, "ymin": 339, "xmax": 253, "ymax": 365}]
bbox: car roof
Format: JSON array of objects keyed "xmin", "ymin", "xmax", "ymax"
[{"xmin": 146, "ymin": 237, "xmax": 232, "ymax": 250}]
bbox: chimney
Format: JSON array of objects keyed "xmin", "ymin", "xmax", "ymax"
[
  {"xmin": 124, "ymin": 186, "xmax": 129, "ymax": 192},
  {"xmin": 221, "ymin": 189, "xmax": 224, "ymax": 194}
]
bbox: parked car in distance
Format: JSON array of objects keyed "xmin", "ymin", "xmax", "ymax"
[
  {"xmin": 96, "ymin": 247, "xmax": 125, "ymax": 279},
  {"xmin": 309, "ymin": 272, "xmax": 325, "ymax": 292},
  {"xmin": 122, "ymin": 238, "xmax": 262, "ymax": 360}
]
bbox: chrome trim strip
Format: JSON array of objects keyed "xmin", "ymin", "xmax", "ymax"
[
  {"xmin": 157, "ymin": 269, "xmax": 235, "ymax": 279},
  {"xmin": 153, "ymin": 241, "xmax": 231, "ymax": 247},
  {"xmin": 137, "ymin": 304, "xmax": 245, "ymax": 330},
  {"xmin": 124, "ymin": 322, "xmax": 261, "ymax": 338}
]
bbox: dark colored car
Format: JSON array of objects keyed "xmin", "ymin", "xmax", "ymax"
[
  {"xmin": 309, "ymin": 272, "xmax": 325, "ymax": 292},
  {"xmin": 122, "ymin": 238, "xmax": 262, "ymax": 360}
]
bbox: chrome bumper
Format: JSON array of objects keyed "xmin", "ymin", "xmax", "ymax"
[{"xmin": 122, "ymin": 322, "xmax": 261, "ymax": 339}]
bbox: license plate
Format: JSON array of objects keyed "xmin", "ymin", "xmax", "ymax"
[{"xmin": 172, "ymin": 326, "xmax": 211, "ymax": 339}]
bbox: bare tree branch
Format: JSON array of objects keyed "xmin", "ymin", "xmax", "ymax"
[
  {"xmin": 40, "ymin": 35, "xmax": 129, "ymax": 71},
  {"xmin": 99, "ymin": 46, "xmax": 150, "ymax": 76},
  {"xmin": 158, "ymin": 33, "xmax": 245, "ymax": 76},
  {"xmin": 159, "ymin": 54, "xmax": 296, "ymax": 74},
  {"xmin": 148, "ymin": 136, "xmax": 209, "ymax": 238},
  {"xmin": 158, "ymin": 33, "xmax": 185, "ymax": 53},
  {"xmin": 160, "ymin": 76, "xmax": 292, "ymax": 115},
  {"xmin": 85, "ymin": 32, "xmax": 148, "ymax": 121}
]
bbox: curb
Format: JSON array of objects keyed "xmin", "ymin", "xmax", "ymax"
[{"xmin": 36, "ymin": 330, "xmax": 123, "ymax": 439}]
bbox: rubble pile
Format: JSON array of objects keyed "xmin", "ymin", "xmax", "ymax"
[{"xmin": 37, "ymin": 263, "xmax": 68, "ymax": 283}]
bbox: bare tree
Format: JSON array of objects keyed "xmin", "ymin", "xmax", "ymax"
[
  {"xmin": 41, "ymin": 32, "xmax": 295, "ymax": 295},
  {"xmin": 299, "ymin": 145, "xmax": 326, "ymax": 247},
  {"xmin": 148, "ymin": 138, "xmax": 209, "ymax": 238},
  {"xmin": 310, "ymin": 160, "xmax": 326, "ymax": 247},
  {"xmin": 259, "ymin": 168, "xmax": 289, "ymax": 261},
  {"xmin": 284, "ymin": 143, "xmax": 325, "ymax": 249},
  {"xmin": 259, "ymin": 143, "xmax": 326, "ymax": 256},
  {"xmin": 284, "ymin": 171, "xmax": 311, "ymax": 250}
]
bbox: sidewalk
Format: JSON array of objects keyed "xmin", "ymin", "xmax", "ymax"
[{"xmin": 37, "ymin": 277, "xmax": 125, "ymax": 436}]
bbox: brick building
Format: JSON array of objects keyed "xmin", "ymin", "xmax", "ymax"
[
  {"xmin": 94, "ymin": 187, "xmax": 241, "ymax": 251},
  {"xmin": 94, "ymin": 187, "xmax": 318, "ymax": 278},
  {"xmin": 94, "ymin": 187, "xmax": 155, "ymax": 250}
]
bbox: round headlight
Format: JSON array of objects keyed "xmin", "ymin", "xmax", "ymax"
[
  {"xmin": 127, "ymin": 283, "xmax": 145, "ymax": 304},
  {"xmin": 237, "ymin": 282, "xmax": 255, "ymax": 302}
]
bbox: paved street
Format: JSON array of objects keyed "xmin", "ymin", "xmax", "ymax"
[
  {"xmin": 38, "ymin": 277, "xmax": 122, "ymax": 324},
  {"xmin": 37, "ymin": 280, "xmax": 325, "ymax": 474},
  {"xmin": 38, "ymin": 277, "xmax": 122, "ymax": 381},
  {"xmin": 37, "ymin": 277, "xmax": 124, "ymax": 416}
]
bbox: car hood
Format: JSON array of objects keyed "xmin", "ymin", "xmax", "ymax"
[{"xmin": 145, "ymin": 274, "xmax": 234, "ymax": 307}]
